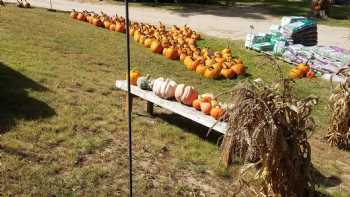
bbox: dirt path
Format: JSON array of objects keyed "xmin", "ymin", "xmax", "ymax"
[{"xmin": 5, "ymin": 0, "xmax": 350, "ymax": 49}]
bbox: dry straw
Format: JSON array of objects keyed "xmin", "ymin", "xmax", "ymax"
[
  {"xmin": 218, "ymin": 56, "xmax": 318, "ymax": 196},
  {"xmin": 326, "ymin": 68, "xmax": 350, "ymax": 149}
]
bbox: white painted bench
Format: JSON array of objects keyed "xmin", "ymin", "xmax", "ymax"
[{"xmin": 115, "ymin": 80, "xmax": 228, "ymax": 134}]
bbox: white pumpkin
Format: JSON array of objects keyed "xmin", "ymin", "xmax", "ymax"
[
  {"xmin": 152, "ymin": 77, "xmax": 164, "ymax": 96},
  {"xmin": 160, "ymin": 79, "xmax": 177, "ymax": 99},
  {"xmin": 180, "ymin": 86, "xmax": 198, "ymax": 106},
  {"xmin": 175, "ymin": 84, "xmax": 186, "ymax": 102}
]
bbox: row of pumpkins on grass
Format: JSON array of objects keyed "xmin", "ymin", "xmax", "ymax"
[
  {"xmin": 288, "ymin": 63, "xmax": 316, "ymax": 79},
  {"xmin": 70, "ymin": 10, "xmax": 247, "ymax": 80},
  {"xmin": 131, "ymin": 71, "xmax": 227, "ymax": 120}
]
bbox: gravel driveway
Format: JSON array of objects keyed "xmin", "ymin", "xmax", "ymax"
[{"xmin": 5, "ymin": 0, "xmax": 350, "ymax": 50}]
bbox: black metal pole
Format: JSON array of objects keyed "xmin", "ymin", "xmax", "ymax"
[{"xmin": 124, "ymin": 0, "xmax": 132, "ymax": 196}]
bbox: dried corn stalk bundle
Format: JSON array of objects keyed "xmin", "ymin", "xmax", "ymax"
[
  {"xmin": 326, "ymin": 69, "xmax": 350, "ymax": 149},
  {"xmin": 221, "ymin": 79, "xmax": 318, "ymax": 196}
]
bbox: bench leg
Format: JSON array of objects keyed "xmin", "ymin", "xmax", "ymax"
[
  {"xmin": 146, "ymin": 101, "xmax": 154, "ymax": 115},
  {"xmin": 124, "ymin": 94, "xmax": 133, "ymax": 116}
]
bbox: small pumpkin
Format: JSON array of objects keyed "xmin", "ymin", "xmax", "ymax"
[
  {"xmin": 199, "ymin": 93, "xmax": 214, "ymax": 103},
  {"xmin": 70, "ymin": 10, "xmax": 78, "ymax": 19},
  {"xmin": 220, "ymin": 68, "xmax": 236, "ymax": 79},
  {"xmin": 150, "ymin": 40, "xmax": 163, "ymax": 54},
  {"xmin": 92, "ymin": 18, "xmax": 103, "ymax": 27},
  {"xmin": 192, "ymin": 99, "xmax": 202, "ymax": 111},
  {"xmin": 288, "ymin": 68, "xmax": 303, "ymax": 79},
  {"xmin": 137, "ymin": 76, "xmax": 151, "ymax": 90},
  {"xmin": 109, "ymin": 23, "xmax": 116, "ymax": 31},
  {"xmin": 204, "ymin": 67, "xmax": 220, "ymax": 79},
  {"xmin": 103, "ymin": 20, "xmax": 111, "ymax": 29},
  {"xmin": 143, "ymin": 38, "xmax": 153, "ymax": 48},
  {"xmin": 180, "ymin": 53, "xmax": 187, "ymax": 63},
  {"xmin": 77, "ymin": 12, "xmax": 86, "ymax": 21},
  {"xmin": 231, "ymin": 64, "xmax": 245, "ymax": 76},
  {"xmin": 184, "ymin": 56, "xmax": 200, "ymax": 71},
  {"xmin": 297, "ymin": 64, "xmax": 309, "ymax": 76},
  {"xmin": 306, "ymin": 71, "xmax": 316, "ymax": 79},
  {"xmin": 164, "ymin": 48, "xmax": 179, "ymax": 60},
  {"xmin": 127, "ymin": 70, "xmax": 141, "ymax": 85},
  {"xmin": 200, "ymin": 102, "xmax": 212, "ymax": 115},
  {"xmin": 195, "ymin": 64, "xmax": 206, "ymax": 76},
  {"xmin": 210, "ymin": 106, "xmax": 225, "ymax": 120},
  {"xmin": 115, "ymin": 22, "xmax": 125, "ymax": 33}
]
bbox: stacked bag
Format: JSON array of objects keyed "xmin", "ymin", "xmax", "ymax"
[
  {"xmin": 245, "ymin": 16, "xmax": 318, "ymax": 54},
  {"xmin": 280, "ymin": 18, "xmax": 317, "ymax": 46}
]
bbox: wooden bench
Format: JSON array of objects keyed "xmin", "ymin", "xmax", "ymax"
[{"xmin": 115, "ymin": 80, "xmax": 228, "ymax": 134}]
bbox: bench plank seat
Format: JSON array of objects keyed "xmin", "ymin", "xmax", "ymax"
[{"xmin": 115, "ymin": 80, "xmax": 228, "ymax": 134}]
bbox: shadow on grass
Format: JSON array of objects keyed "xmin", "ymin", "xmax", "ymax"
[
  {"xmin": 155, "ymin": 112, "xmax": 223, "ymax": 145},
  {"xmin": 0, "ymin": 62, "xmax": 55, "ymax": 132}
]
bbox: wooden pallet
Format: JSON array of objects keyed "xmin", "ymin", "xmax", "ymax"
[{"xmin": 115, "ymin": 80, "xmax": 228, "ymax": 134}]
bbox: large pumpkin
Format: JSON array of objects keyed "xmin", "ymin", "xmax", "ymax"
[
  {"xmin": 175, "ymin": 84, "xmax": 186, "ymax": 102},
  {"xmin": 152, "ymin": 78, "xmax": 165, "ymax": 96},
  {"xmin": 231, "ymin": 64, "xmax": 245, "ymax": 76},
  {"xmin": 160, "ymin": 79, "xmax": 177, "ymax": 99},
  {"xmin": 180, "ymin": 86, "xmax": 198, "ymax": 106},
  {"xmin": 92, "ymin": 18, "xmax": 103, "ymax": 27},
  {"xmin": 150, "ymin": 40, "xmax": 163, "ymax": 54}
]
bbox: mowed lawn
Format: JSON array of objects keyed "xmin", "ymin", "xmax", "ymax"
[{"xmin": 0, "ymin": 5, "xmax": 350, "ymax": 196}]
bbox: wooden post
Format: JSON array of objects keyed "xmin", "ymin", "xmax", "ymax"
[{"xmin": 146, "ymin": 101, "xmax": 154, "ymax": 115}]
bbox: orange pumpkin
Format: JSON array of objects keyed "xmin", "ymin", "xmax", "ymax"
[
  {"xmin": 92, "ymin": 18, "xmax": 103, "ymax": 27},
  {"xmin": 180, "ymin": 53, "xmax": 187, "ymax": 63},
  {"xmin": 220, "ymin": 68, "xmax": 236, "ymax": 79},
  {"xmin": 306, "ymin": 71, "xmax": 316, "ymax": 79},
  {"xmin": 109, "ymin": 23, "xmax": 116, "ymax": 31},
  {"xmin": 204, "ymin": 67, "xmax": 220, "ymax": 79},
  {"xmin": 150, "ymin": 40, "xmax": 163, "ymax": 54},
  {"xmin": 115, "ymin": 22, "xmax": 125, "ymax": 33},
  {"xmin": 127, "ymin": 70, "xmax": 141, "ymax": 85},
  {"xmin": 297, "ymin": 64, "xmax": 309, "ymax": 76},
  {"xmin": 139, "ymin": 35, "xmax": 146, "ymax": 45},
  {"xmin": 233, "ymin": 58, "xmax": 243, "ymax": 64},
  {"xmin": 77, "ymin": 13, "xmax": 86, "ymax": 21},
  {"xmin": 143, "ymin": 38, "xmax": 153, "ymax": 48},
  {"xmin": 288, "ymin": 68, "xmax": 303, "ymax": 79},
  {"xmin": 70, "ymin": 10, "xmax": 78, "ymax": 19},
  {"xmin": 164, "ymin": 48, "xmax": 179, "ymax": 60},
  {"xmin": 231, "ymin": 64, "xmax": 245, "ymax": 76},
  {"xmin": 200, "ymin": 102, "xmax": 212, "ymax": 115},
  {"xmin": 184, "ymin": 56, "xmax": 199, "ymax": 71},
  {"xmin": 103, "ymin": 20, "xmax": 111, "ymax": 29},
  {"xmin": 192, "ymin": 99, "xmax": 202, "ymax": 111},
  {"xmin": 210, "ymin": 106, "xmax": 225, "ymax": 120},
  {"xmin": 195, "ymin": 64, "xmax": 206, "ymax": 75}
]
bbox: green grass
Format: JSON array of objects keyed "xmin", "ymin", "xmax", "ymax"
[{"xmin": 0, "ymin": 5, "xmax": 350, "ymax": 196}]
